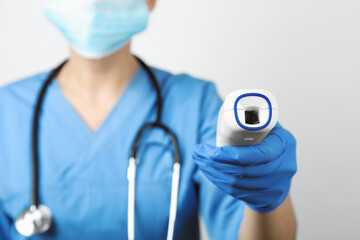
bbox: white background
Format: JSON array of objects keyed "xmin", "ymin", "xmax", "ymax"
[{"xmin": 1, "ymin": 0, "xmax": 360, "ymax": 239}]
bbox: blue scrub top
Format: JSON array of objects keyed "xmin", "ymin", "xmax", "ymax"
[{"xmin": 0, "ymin": 66, "xmax": 244, "ymax": 240}]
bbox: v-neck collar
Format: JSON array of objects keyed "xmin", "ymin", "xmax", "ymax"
[
  {"xmin": 38, "ymin": 65, "xmax": 157, "ymax": 187},
  {"xmin": 52, "ymin": 66, "xmax": 146, "ymax": 137}
]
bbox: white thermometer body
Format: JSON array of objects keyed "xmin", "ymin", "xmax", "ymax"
[{"xmin": 216, "ymin": 89, "xmax": 279, "ymax": 147}]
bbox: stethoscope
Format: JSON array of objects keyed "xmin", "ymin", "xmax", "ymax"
[{"xmin": 15, "ymin": 57, "xmax": 181, "ymax": 240}]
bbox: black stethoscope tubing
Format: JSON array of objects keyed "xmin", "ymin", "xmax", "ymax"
[{"xmin": 31, "ymin": 56, "xmax": 181, "ymax": 208}]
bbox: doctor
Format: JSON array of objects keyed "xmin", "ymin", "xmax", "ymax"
[{"xmin": 0, "ymin": 0, "xmax": 297, "ymax": 239}]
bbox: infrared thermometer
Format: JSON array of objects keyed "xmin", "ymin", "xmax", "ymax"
[{"xmin": 216, "ymin": 89, "xmax": 279, "ymax": 147}]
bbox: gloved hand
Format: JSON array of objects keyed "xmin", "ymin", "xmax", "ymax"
[{"xmin": 193, "ymin": 123, "xmax": 297, "ymax": 213}]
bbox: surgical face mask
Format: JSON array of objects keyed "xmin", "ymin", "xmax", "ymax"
[{"xmin": 43, "ymin": 0, "xmax": 149, "ymax": 59}]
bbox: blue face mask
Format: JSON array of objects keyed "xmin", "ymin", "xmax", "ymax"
[{"xmin": 43, "ymin": 0, "xmax": 149, "ymax": 59}]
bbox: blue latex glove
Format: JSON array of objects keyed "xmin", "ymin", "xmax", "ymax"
[{"xmin": 193, "ymin": 123, "xmax": 297, "ymax": 213}]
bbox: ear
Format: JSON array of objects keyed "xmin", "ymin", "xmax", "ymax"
[{"xmin": 147, "ymin": 0, "xmax": 156, "ymax": 12}]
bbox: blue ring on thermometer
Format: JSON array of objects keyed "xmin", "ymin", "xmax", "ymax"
[{"xmin": 234, "ymin": 93, "xmax": 272, "ymax": 131}]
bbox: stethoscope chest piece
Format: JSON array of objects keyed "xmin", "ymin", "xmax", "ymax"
[{"xmin": 15, "ymin": 205, "xmax": 52, "ymax": 236}]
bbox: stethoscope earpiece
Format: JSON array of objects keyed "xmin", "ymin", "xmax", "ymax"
[{"xmin": 15, "ymin": 205, "xmax": 52, "ymax": 237}]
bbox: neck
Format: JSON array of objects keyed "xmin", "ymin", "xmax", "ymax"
[{"xmin": 57, "ymin": 43, "xmax": 139, "ymax": 93}]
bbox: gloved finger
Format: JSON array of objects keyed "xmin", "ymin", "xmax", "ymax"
[
  {"xmin": 194, "ymin": 132, "xmax": 285, "ymax": 166},
  {"xmin": 197, "ymin": 164, "xmax": 247, "ymax": 194},
  {"xmin": 193, "ymin": 144, "xmax": 284, "ymax": 178},
  {"xmin": 204, "ymin": 154, "xmax": 283, "ymax": 177},
  {"xmin": 195, "ymin": 158, "xmax": 236, "ymax": 187},
  {"xmin": 197, "ymin": 166, "xmax": 284, "ymax": 208},
  {"xmin": 195, "ymin": 154, "xmax": 294, "ymax": 190},
  {"xmin": 195, "ymin": 160, "xmax": 264, "ymax": 191},
  {"xmin": 228, "ymin": 174, "xmax": 293, "ymax": 191}
]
